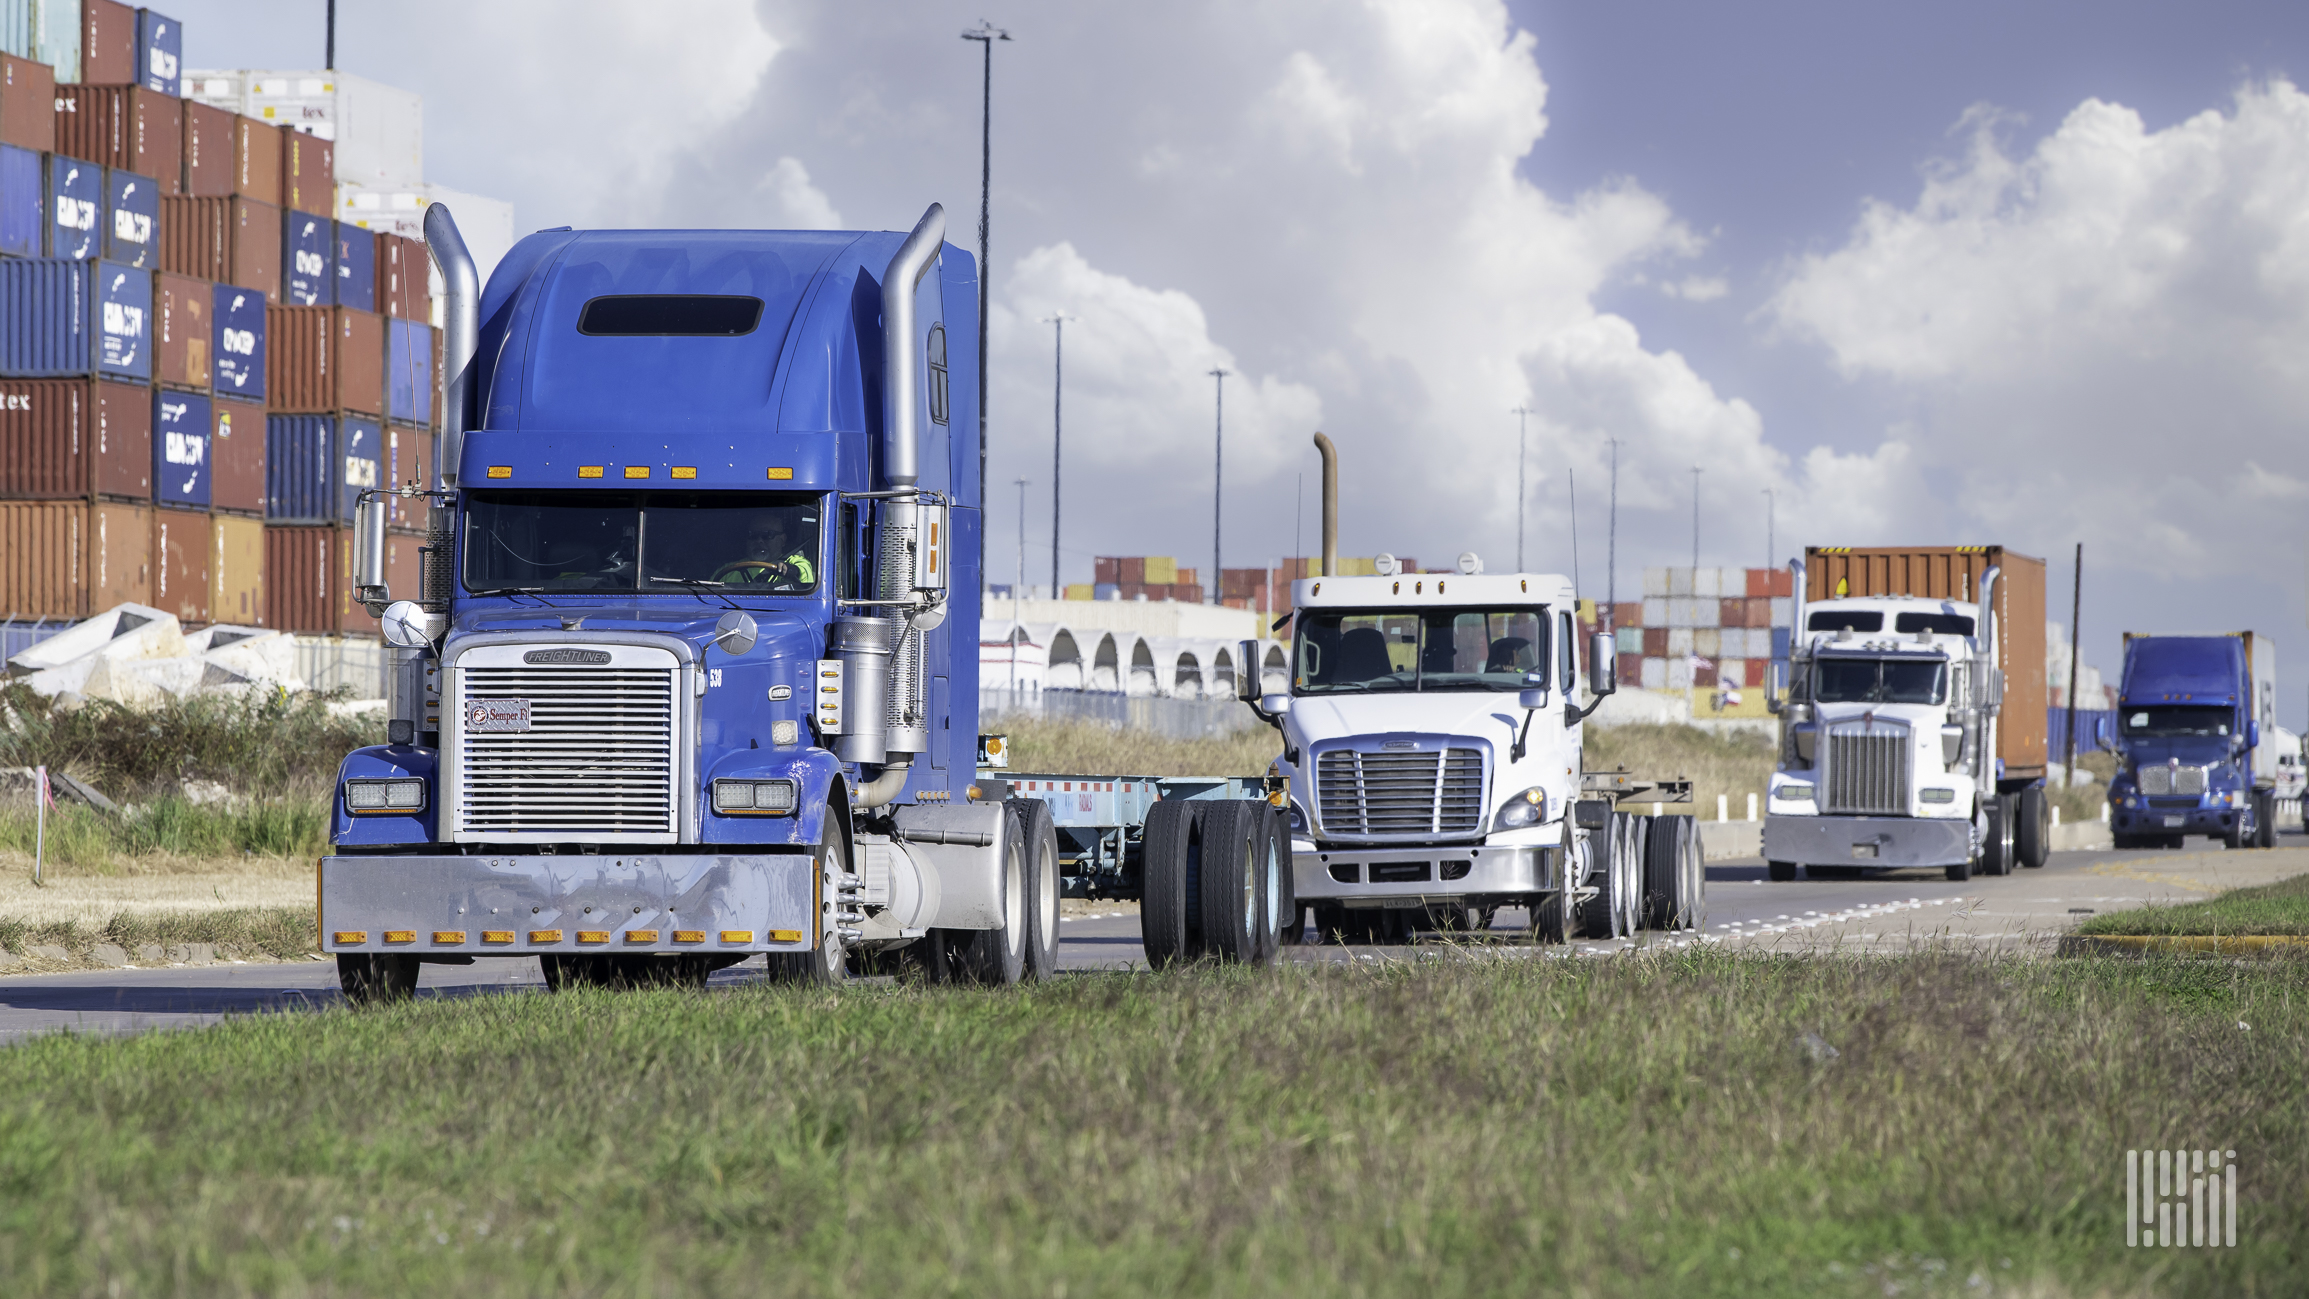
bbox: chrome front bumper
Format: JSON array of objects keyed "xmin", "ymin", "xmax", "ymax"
[
  {"xmin": 1290, "ymin": 841, "xmax": 1553, "ymax": 906},
  {"xmin": 319, "ymin": 853, "xmax": 818, "ymax": 956},
  {"xmin": 1762, "ymin": 815, "xmax": 1969, "ymax": 869}
]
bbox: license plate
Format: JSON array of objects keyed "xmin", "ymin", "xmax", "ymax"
[
  {"xmin": 2163, "ymin": 814, "xmax": 2186, "ymax": 828},
  {"xmin": 1851, "ymin": 843, "xmax": 1878, "ymax": 859},
  {"xmin": 466, "ymin": 698, "xmax": 532, "ymax": 733}
]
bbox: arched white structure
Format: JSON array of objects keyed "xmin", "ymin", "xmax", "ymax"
[
  {"xmin": 1047, "ymin": 629, "xmax": 1085, "ymax": 690},
  {"xmin": 1090, "ymin": 633, "xmax": 1120, "ymax": 692},
  {"xmin": 1127, "ymin": 638, "xmax": 1158, "ymax": 696}
]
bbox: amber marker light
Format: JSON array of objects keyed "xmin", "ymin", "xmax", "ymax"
[
  {"xmin": 671, "ymin": 467, "xmax": 696, "ymax": 479},
  {"xmin": 333, "ymin": 931, "xmax": 367, "ymax": 945},
  {"xmin": 579, "ymin": 466, "xmax": 603, "ymax": 478},
  {"xmin": 719, "ymin": 930, "xmax": 753, "ymax": 943},
  {"xmin": 624, "ymin": 466, "xmax": 650, "ymax": 478},
  {"xmin": 625, "ymin": 930, "xmax": 660, "ymax": 944},
  {"xmin": 766, "ymin": 467, "xmax": 793, "ymax": 480},
  {"xmin": 529, "ymin": 930, "xmax": 564, "ymax": 943},
  {"xmin": 481, "ymin": 930, "xmax": 515, "ymax": 944},
  {"xmin": 487, "ymin": 466, "xmax": 510, "ymax": 478},
  {"xmin": 576, "ymin": 931, "xmax": 610, "ymax": 944},
  {"xmin": 432, "ymin": 931, "xmax": 465, "ymax": 945},
  {"xmin": 770, "ymin": 929, "xmax": 804, "ymax": 943},
  {"xmin": 673, "ymin": 930, "xmax": 706, "ymax": 943}
]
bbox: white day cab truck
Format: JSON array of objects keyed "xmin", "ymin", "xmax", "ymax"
[
  {"xmin": 1763, "ymin": 546, "xmax": 2051, "ymax": 883},
  {"xmin": 1240, "ymin": 436, "xmax": 1701, "ymax": 945}
]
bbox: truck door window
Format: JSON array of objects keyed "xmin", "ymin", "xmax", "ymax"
[
  {"xmin": 1559, "ymin": 612, "xmax": 1576, "ymax": 689},
  {"xmin": 464, "ymin": 491, "xmax": 822, "ymax": 594},
  {"xmin": 1294, "ymin": 607, "xmax": 1545, "ymax": 693}
]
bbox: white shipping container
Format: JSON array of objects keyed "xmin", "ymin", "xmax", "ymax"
[
  {"xmin": 1722, "ymin": 566, "xmax": 1746, "ymax": 596},
  {"xmin": 1720, "ymin": 658, "xmax": 1747, "ymax": 687},
  {"xmin": 187, "ymin": 69, "xmax": 425, "ymax": 190},
  {"xmin": 1666, "ymin": 656, "xmax": 1692, "ymax": 690},
  {"xmin": 1693, "ymin": 567, "xmax": 1720, "ymax": 598},
  {"xmin": 1694, "ymin": 627, "xmax": 1719, "ymax": 658},
  {"xmin": 1667, "ymin": 568, "xmax": 1692, "ymax": 597},
  {"xmin": 1667, "ymin": 628, "xmax": 1694, "ymax": 657},
  {"xmin": 1640, "ymin": 656, "xmax": 1666, "ymax": 690},
  {"xmin": 185, "ymin": 72, "xmax": 248, "ymax": 112},
  {"xmin": 1770, "ymin": 596, "xmax": 1792, "ymax": 627},
  {"xmin": 1665, "ymin": 597, "xmax": 1691, "ymax": 628},
  {"xmin": 1641, "ymin": 596, "xmax": 1667, "ymax": 627},
  {"xmin": 1642, "ymin": 567, "xmax": 1667, "ymax": 598},
  {"xmin": 422, "ymin": 183, "xmax": 516, "ymax": 291}
]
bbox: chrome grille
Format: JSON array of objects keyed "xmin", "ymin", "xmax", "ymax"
[
  {"xmin": 2137, "ymin": 764, "xmax": 2206, "ymax": 797},
  {"xmin": 456, "ymin": 663, "xmax": 679, "ymax": 839},
  {"xmin": 1315, "ymin": 747, "xmax": 1485, "ymax": 838},
  {"xmin": 1823, "ymin": 725, "xmax": 1909, "ymax": 815}
]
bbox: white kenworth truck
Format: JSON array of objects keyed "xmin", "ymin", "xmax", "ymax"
[
  {"xmin": 1248, "ymin": 549, "xmax": 1702, "ymax": 945},
  {"xmin": 1763, "ymin": 547, "xmax": 2052, "ymax": 883}
]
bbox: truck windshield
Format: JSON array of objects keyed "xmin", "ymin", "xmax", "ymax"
[
  {"xmin": 2121, "ymin": 707, "xmax": 2231, "ymax": 738},
  {"xmin": 463, "ymin": 490, "xmax": 822, "ymax": 593},
  {"xmin": 1294, "ymin": 607, "xmax": 1546, "ymax": 694},
  {"xmin": 1814, "ymin": 656, "xmax": 1946, "ymax": 704}
]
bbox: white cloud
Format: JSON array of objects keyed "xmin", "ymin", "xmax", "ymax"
[
  {"xmin": 1661, "ymin": 275, "xmax": 1729, "ymax": 302},
  {"xmin": 758, "ymin": 157, "xmax": 844, "ymax": 229},
  {"xmin": 1771, "ymin": 80, "xmax": 2309, "ymax": 577}
]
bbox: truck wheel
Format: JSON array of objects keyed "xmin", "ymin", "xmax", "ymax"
[
  {"xmin": 1261, "ymin": 805, "xmax": 1297, "ymax": 955},
  {"xmin": 952, "ymin": 804, "xmax": 1029, "ymax": 986},
  {"xmin": 337, "ymin": 953, "xmax": 418, "ymax": 1004},
  {"xmin": 768, "ymin": 823, "xmax": 853, "ymax": 986},
  {"xmin": 1979, "ymin": 795, "xmax": 2013, "ymax": 876},
  {"xmin": 1528, "ymin": 893, "xmax": 1567, "ymax": 944},
  {"xmin": 1198, "ymin": 801, "xmax": 1263, "ymax": 963},
  {"xmin": 1649, "ymin": 814, "xmax": 1704, "ymax": 932},
  {"xmin": 1767, "ymin": 860, "xmax": 1797, "ymax": 883},
  {"xmin": 2255, "ymin": 792, "xmax": 2277, "ymax": 848},
  {"xmin": 1011, "ymin": 798, "xmax": 1062, "ymax": 981},
  {"xmin": 2223, "ymin": 809, "xmax": 2246, "ymax": 851},
  {"xmin": 2016, "ymin": 785, "xmax": 2050, "ymax": 868},
  {"xmin": 1947, "ymin": 810, "xmax": 1977, "ymax": 882},
  {"xmin": 1139, "ymin": 799, "xmax": 1200, "ymax": 968},
  {"xmin": 1573, "ymin": 817, "xmax": 1618, "ymax": 940}
]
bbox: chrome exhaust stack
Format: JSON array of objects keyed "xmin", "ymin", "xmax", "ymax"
[
  {"xmin": 867, "ymin": 204, "xmax": 948, "ymax": 763},
  {"xmin": 423, "ymin": 203, "xmax": 480, "ymax": 492}
]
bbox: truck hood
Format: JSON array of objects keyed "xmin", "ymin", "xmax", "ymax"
[
  {"xmin": 449, "ymin": 604, "xmax": 824, "ymax": 662},
  {"xmin": 2118, "ymin": 736, "xmax": 2239, "ymax": 772},
  {"xmin": 1287, "ymin": 692, "xmax": 1528, "ymax": 750}
]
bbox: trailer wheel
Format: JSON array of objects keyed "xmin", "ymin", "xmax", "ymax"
[
  {"xmin": 1768, "ymin": 860, "xmax": 1797, "ymax": 882},
  {"xmin": 1576, "ymin": 815, "xmax": 1633, "ymax": 940},
  {"xmin": 338, "ymin": 953, "xmax": 418, "ymax": 1004},
  {"xmin": 1011, "ymin": 798, "xmax": 1062, "ymax": 981},
  {"xmin": 1198, "ymin": 801, "xmax": 1263, "ymax": 964},
  {"xmin": 2015, "ymin": 785, "xmax": 2049, "ymax": 868},
  {"xmin": 952, "ymin": 804, "xmax": 1030, "ymax": 986},
  {"xmin": 1979, "ymin": 795, "xmax": 2014, "ymax": 876},
  {"xmin": 1140, "ymin": 799, "xmax": 1200, "ymax": 968},
  {"xmin": 1648, "ymin": 814, "xmax": 1704, "ymax": 932}
]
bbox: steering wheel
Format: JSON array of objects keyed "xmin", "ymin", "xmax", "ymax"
[{"xmin": 713, "ymin": 559, "xmax": 782, "ymax": 584}]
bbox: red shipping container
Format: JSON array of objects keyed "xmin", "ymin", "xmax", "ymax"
[
  {"xmin": 1741, "ymin": 597, "xmax": 1771, "ymax": 629},
  {"xmin": 0, "ymin": 378, "xmax": 152, "ymax": 501},
  {"xmin": 80, "ymin": 0, "xmax": 138, "ymax": 84},
  {"xmin": 383, "ymin": 427, "xmax": 431, "ymax": 526},
  {"xmin": 1747, "ymin": 660, "xmax": 1773, "ymax": 689},
  {"xmin": 53, "ymin": 85, "xmax": 181, "ymax": 190},
  {"xmin": 1642, "ymin": 627, "xmax": 1668, "ymax": 658},
  {"xmin": 1094, "ymin": 557, "xmax": 1119, "ymax": 585},
  {"xmin": 376, "ymin": 232, "xmax": 430, "ymax": 320},
  {"xmin": 182, "ymin": 100, "xmax": 236, "ymax": 197},
  {"xmin": 266, "ymin": 524, "xmax": 349, "ymax": 633},
  {"xmin": 210, "ymin": 397, "xmax": 265, "ymax": 515},
  {"xmin": 232, "ymin": 115, "xmax": 283, "ymax": 206},
  {"xmin": 1117, "ymin": 556, "xmax": 1145, "ymax": 585},
  {"xmin": 1617, "ymin": 653, "xmax": 1644, "ymax": 689},
  {"xmin": 267, "ymin": 304, "xmax": 384, "ymax": 415},
  {"xmin": 150, "ymin": 506, "xmax": 210, "ymax": 623},
  {"xmin": 1693, "ymin": 660, "xmax": 1719, "ymax": 688},
  {"xmin": 0, "ymin": 52, "xmax": 55, "ymax": 154},
  {"xmin": 1745, "ymin": 567, "xmax": 1792, "ymax": 597},
  {"xmin": 282, "ymin": 131, "xmax": 334, "ymax": 216},
  {"xmin": 1608, "ymin": 601, "xmax": 1642, "ymax": 627},
  {"xmin": 161, "ymin": 196, "xmax": 282, "ymax": 298},
  {"xmin": 0, "ymin": 500, "xmax": 149, "ymax": 617},
  {"xmin": 210, "ymin": 512, "xmax": 265, "ymax": 625},
  {"xmin": 1718, "ymin": 597, "xmax": 1746, "ymax": 629},
  {"xmin": 155, "ymin": 271, "xmax": 213, "ymax": 391}
]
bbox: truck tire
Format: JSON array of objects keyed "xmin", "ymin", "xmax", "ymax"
[
  {"xmin": 1573, "ymin": 817, "xmax": 1618, "ymax": 939},
  {"xmin": 2015, "ymin": 785, "xmax": 2050, "ymax": 868},
  {"xmin": 768, "ymin": 822, "xmax": 853, "ymax": 986},
  {"xmin": 1011, "ymin": 798, "xmax": 1062, "ymax": 981},
  {"xmin": 1261, "ymin": 804, "xmax": 1297, "ymax": 955},
  {"xmin": 338, "ymin": 953, "xmax": 419, "ymax": 1004},
  {"xmin": 1139, "ymin": 799, "xmax": 1200, "ymax": 968},
  {"xmin": 948, "ymin": 804, "xmax": 1029, "ymax": 986},
  {"xmin": 1768, "ymin": 860, "xmax": 1797, "ymax": 883},
  {"xmin": 2255, "ymin": 791, "xmax": 2277, "ymax": 848},
  {"xmin": 2223, "ymin": 806, "xmax": 2247, "ymax": 850},
  {"xmin": 1979, "ymin": 795, "xmax": 2014, "ymax": 876},
  {"xmin": 1198, "ymin": 801, "xmax": 1263, "ymax": 963},
  {"xmin": 1946, "ymin": 810, "xmax": 1977, "ymax": 882},
  {"xmin": 1648, "ymin": 814, "xmax": 1704, "ymax": 932}
]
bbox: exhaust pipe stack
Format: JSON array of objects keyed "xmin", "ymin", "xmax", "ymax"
[
  {"xmin": 423, "ymin": 204, "xmax": 480, "ymax": 491},
  {"xmin": 1313, "ymin": 431, "xmax": 1338, "ymax": 577}
]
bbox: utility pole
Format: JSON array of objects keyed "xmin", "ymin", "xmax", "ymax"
[
  {"xmin": 1606, "ymin": 438, "xmax": 1620, "ymax": 630},
  {"xmin": 1013, "ymin": 478, "xmax": 1029, "ymax": 693},
  {"xmin": 1511, "ymin": 406, "xmax": 1533, "ymax": 571},
  {"xmin": 1567, "ymin": 469, "xmax": 1580, "ymax": 594},
  {"xmin": 961, "ymin": 20, "xmax": 1010, "ymax": 594},
  {"xmin": 2064, "ymin": 543, "xmax": 2083, "ymax": 779},
  {"xmin": 1044, "ymin": 314, "xmax": 1070, "ymax": 596},
  {"xmin": 1209, "ymin": 368, "xmax": 1229, "ymax": 605},
  {"xmin": 325, "ymin": 0, "xmax": 335, "ymax": 68},
  {"xmin": 1761, "ymin": 488, "xmax": 1774, "ymax": 570},
  {"xmin": 1690, "ymin": 466, "xmax": 1702, "ymax": 571}
]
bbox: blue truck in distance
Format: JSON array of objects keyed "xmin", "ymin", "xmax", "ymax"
[
  {"xmin": 2107, "ymin": 631, "xmax": 2280, "ymax": 850},
  {"xmin": 319, "ymin": 203, "xmax": 1285, "ymax": 1001}
]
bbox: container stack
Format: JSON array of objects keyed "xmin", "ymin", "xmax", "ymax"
[
  {"xmin": 2, "ymin": 10, "xmax": 496, "ymax": 643},
  {"xmin": 1604, "ymin": 567, "xmax": 1794, "ymax": 697}
]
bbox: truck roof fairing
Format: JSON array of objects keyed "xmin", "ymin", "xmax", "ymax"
[{"xmin": 1290, "ymin": 573, "xmax": 1575, "ymax": 608}]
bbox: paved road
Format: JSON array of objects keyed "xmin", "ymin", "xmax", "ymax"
[{"xmin": 3, "ymin": 840, "xmax": 2303, "ymax": 1044}]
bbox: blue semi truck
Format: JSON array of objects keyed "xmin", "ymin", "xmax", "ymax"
[
  {"xmin": 318, "ymin": 204, "xmax": 1287, "ymax": 1001},
  {"xmin": 2106, "ymin": 631, "xmax": 2280, "ymax": 850}
]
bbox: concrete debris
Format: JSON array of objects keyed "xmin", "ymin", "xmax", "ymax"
[
  {"xmin": 1796, "ymin": 1031, "xmax": 1841, "ymax": 1064},
  {"xmin": 5, "ymin": 604, "xmax": 305, "ymax": 708},
  {"xmin": 89, "ymin": 944, "xmax": 129, "ymax": 968}
]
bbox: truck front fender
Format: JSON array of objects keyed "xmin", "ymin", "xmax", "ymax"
[
  {"xmin": 333, "ymin": 746, "xmax": 439, "ymax": 847},
  {"xmin": 701, "ymin": 746, "xmax": 846, "ymax": 847}
]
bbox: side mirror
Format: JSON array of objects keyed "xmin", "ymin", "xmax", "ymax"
[
  {"xmin": 1236, "ymin": 639, "xmax": 1261, "ymax": 702},
  {"xmin": 1985, "ymin": 668, "xmax": 2006, "ymax": 707},
  {"xmin": 1260, "ymin": 693, "xmax": 1293, "ymax": 717},
  {"xmin": 353, "ymin": 492, "xmax": 388, "ymax": 612},
  {"xmin": 2249, "ymin": 719, "xmax": 2261, "ymax": 749},
  {"xmin": 2096, "ymin": 715, "xmax": 2115, "ymax": 750},
  {"xmin": 1765, "ymin": 660, "xmax": 1787, "ymax": 714},
  {"xmin": 380, "ymin": 600, "xmax": 433, "ymax": 648},
  {"xmin": 713, "ymin": 610, "xmax": 758, "ymax": 656},
  {"xmin": 1587, "ymin": 631, "xmax": 1617, "ymax": 698}
]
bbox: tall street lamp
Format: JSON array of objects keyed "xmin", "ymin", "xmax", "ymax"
[
  {"xmin": 1013, "ymin": 477, "xmax": 1029, "ymax": 693},
  {"xmin": 1044, "ymin": 313, "xmax": 1070, "ymax": 595},
  {"xmin": 1209, "ymin": 368, "xmax": 1229, "ymax": 605},
  {"xmin": 1512, "ymin": 405, "xmax": 1533, "ymax": 571},
  {"xmin": 961, "ymin": 19, "xmax": 1010, "ymax": 593}
]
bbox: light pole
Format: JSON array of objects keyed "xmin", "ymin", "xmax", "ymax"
[
  {"xmin": 1045, "ymin": 313, "xmax": 1070, "ymax": 595},
  {"xmin": 961, "ymin": 19, "xmax": 1009, "ymax": 593},
  {"xmin": 1512, "ymin": 405, "xmax": 1533, "ymax": 571},
  {"xmin": 1690, "ymin": 466, "xmax": 1702, "ymax": 572},
  {"xmin": 1606, "ymin": 437, "xmax": 1621, "ymax": 629},
  {"xmin": 1761, "ymin": 488, "xmax": 1774, "ymax": 570},
  {"xmin": 1209, "ymin": 367, "xmax": 1229, "ymax": 605},
  {"xmin": 1013, "ymin": 477, "xmax": 1028, "ymax": 693}
]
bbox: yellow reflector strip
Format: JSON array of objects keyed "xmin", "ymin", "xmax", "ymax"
[
  {"xmin": 487, "ymin": 466, "xmax": 510, "ymax": 479},
  {"xmin": 673, "ymin": 930, "xmax": 706, "ymax": 943},
  {"xmin": 481, "ymin": 930, "xmax": 515, "ymax": 944},
  {"xmin": 431, "ymin": 931, "xmax": 465, "ymax": 945},
  {"xmin": 719, "ymin": 930, "xmax": 753, "ymax": 943},
  {"xmin": 529, "ymin": 929, "xmax": 564, "ymax": 944},
  {"xmin": 578, "ymin": 466, "xmax": 603, "ymax": 478},
  {"xmin": 625, "ymin": 930, "xmax": 660, "ymax": 944},
  {"xmin": 671, "ymin": 467, "xmax": 696, "ymax": 479},
  {"xmin": 333, "ymin": 931, "xmax": 366, "ymax": 945},
  {"xmin": 576, "ymin": 930, "xmax": 611, "ymax": 944},
  {"xmin": 767, "ymin": 467, "xmax": 793, "ymax": 480},
  {"xmin": 383, "ymin": 930, "xmax": 416, "ymax": 944},
  {"xmin": 624, "ymin": 466, "xmax": 650, "ymax": 479},
  {"xmin": 769, "ymin": 929, "xmax": 804, "ymax": 943}
]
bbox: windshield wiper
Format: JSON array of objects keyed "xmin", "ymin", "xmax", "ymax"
[
  {"xmin": 466, "ymin": 586, "xmax": 547, "ymax": 597},
  {"xmin": 650, "ymin": 576, "xmax": 727, "ymax": 588}
]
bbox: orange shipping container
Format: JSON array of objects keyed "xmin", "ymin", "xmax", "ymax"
[
  {"xmin": 0, "ymin": 378, "xmax": 152, "ymax": 501},
  {"xmin": 282, "ymin": 131, "xmax": 334, "ymax": 216},
  {"xmin": 266, "ymin": 305, "xmax": 384, "ymax": 415},
  {"xmin": 211, "ymin": 397, "xmax": 266, "ymax": 515},
  {"xmin": 1803, "ymin": 545, "xmax": 2048, "ymax": 779},
  {"xmin": 181, "ymin": 100, "xmax": 236, "ymax": 197},
  {"xmin": 53, "ymin": 85, "xmax": 181, "ymax": 192},
  {"xmin": 150, "ymin": 507, "xmax": 210, "ymax": 624},
  {"xmin": 232, "ymin": 115, "xmax": 283, "ymax": 206},
  {"xmin": 155, "ymin": 272, "xmax": 213, "ymax": 390},
  {"xmin": 0, "ymin": 500, "xmax": 150, "ymax": 618},
  {"xmin": 209, "ymin": 512, "xmax": 265, "ymax": 626}
]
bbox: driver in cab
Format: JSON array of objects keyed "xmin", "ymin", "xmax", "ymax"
[{"xmin": 717, "ymin": 512, "xmax": 816, "ymax": 590}]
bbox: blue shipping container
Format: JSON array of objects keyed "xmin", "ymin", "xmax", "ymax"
[
  {"xmin": 213, "ymin": 282, "xmax": 266, "ymax": 399},
  {"xmin": 104, "ymin": 167, "xmax": 158, "ymax": 268},
  {"xmin": 267, "ymin": 414, "xmax": 339, "ymax": 523},
  {"xmin": 45, "ymin": 153, "xmax": 100, "ymax": 260},
  {"xmin": 135, "ymin": 8, "xmax": 180, "ymax": 96},
  {"xmin": 387, "ymin": 317, "xmax": 429, "ymax": 425},
  {"xmin": 334, "ymin": 222, "xmax": 376, "ymax": 312},
  {"xmin": 153, "ymin": 389, "xmax": 211, "ymax": 508},
  {"xmin": 341, "ymin": 415, "xmax": 381, "ymax": 522},
  {"xmin": 0, "ymin": 143, "xmax": 37, "ymax": 257},
  {"xmin": 283, "ymin": 208, "xmax": 332, "ymax": 306},
  {"xmin": 0, "ymin": 259, "xmax": 151, "ymax": 380},
  {"xmin": 1771, "ymin": 627, "xmax": 1791, "ymax": 660}
]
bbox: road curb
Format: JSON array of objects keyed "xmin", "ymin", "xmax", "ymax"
[{"xmin": 2058, "ymin": 934, "xmax": 2309, "ymax": 958}]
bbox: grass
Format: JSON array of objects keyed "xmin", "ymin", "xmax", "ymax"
[
  {"xmin": 0, "ymin": 681, "xmax": 375, "ymax": 801},
  {"xmin": 1586, "ymin": 722, "xmax": 1777, "ymax": 819},
  {"xmin": 995, "ymin": 715, "xmax": 1283, "ymax": 778},
  {"xmin": 0, "ymin": 951, "xmax": 2298, "ymax": 1296},
  {"xmin": 0, "ymin": 906, "xmax": 317, "ymax": 962},
  {"xmin": 2079, "ymin": 873, "xmax": 2309, "ymax": 938},
  {"xmin": 0, "ymin": 796, "xmax": 331, "ymax": 867}
]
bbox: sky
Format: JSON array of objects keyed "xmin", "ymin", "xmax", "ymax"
[{"xmin": 168, "ymin": 0, "xmax": 2309, "ymax": 721}]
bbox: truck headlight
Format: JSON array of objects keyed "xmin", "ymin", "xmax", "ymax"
[
  {"xmin": 713, "ymin": 778, "xmax": 798, "ymax": 814},
  {"xmin": 1286, "ymin": 800, "xmax": 1308, "ymax": 834},
  {"xmin": 1777, "ymin": 783, "xmax": 1814, "ymax": 803},
  {"xmin": 344, "ymin": 778, "xmax": 426, "ymax": 813},
  {"xmin": 1493, "ymin": 787, "xmax": 1546, "ymax": 831},
  {"xmin": 1920, "ymin": 788, "xmax": 1955, "ymax": 804}
]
